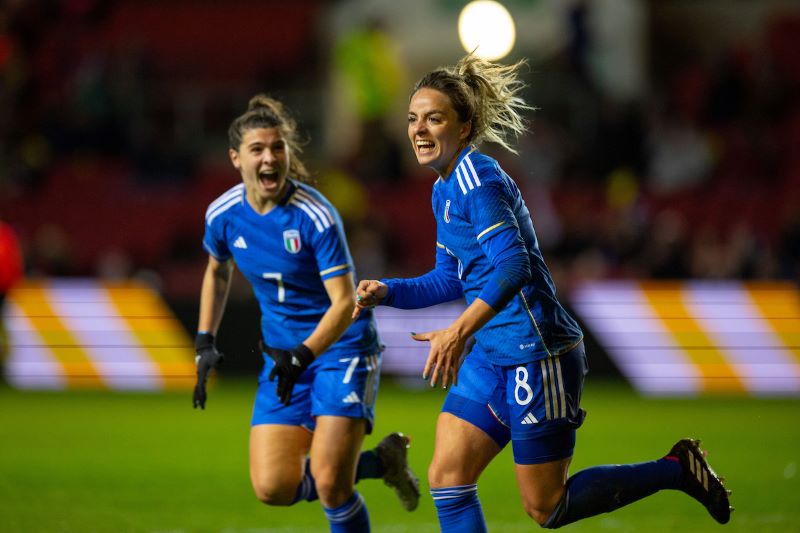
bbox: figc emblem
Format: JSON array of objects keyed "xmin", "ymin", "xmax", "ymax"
[{"xmin": 283, "ymin": 229, "xmax": 301, "ymax": 253}]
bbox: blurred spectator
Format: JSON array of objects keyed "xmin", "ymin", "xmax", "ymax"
[
  {"xmin": 777, "ymin": 209, "xmax": 800, "ymax": 282},
  {"xmin": 646, "ymin": 115, "xmax": 713, "ymax": 194},
  {"xmin": 0, "ymin": 0, "xmax": 798, "ymax": 299},
  {"xmin": 28, "ymin": 224, "xmax": 74, "ymax": 277},
  {"xmin": 0, "ymin": 220, "xmax": 23, "ymax": 374},
  {"xmin": 642, "ymin": 209, "xmax": 690, "ymax": 279},
  {"xmin": 331, "ymin": 16, "xmax": 407, "ymax": 183}
]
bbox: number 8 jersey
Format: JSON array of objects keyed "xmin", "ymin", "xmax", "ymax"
[{"xmin": 202, "ymin": 180, "xmax": 379, "ymax": 354}]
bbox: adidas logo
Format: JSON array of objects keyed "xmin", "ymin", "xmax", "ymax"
[
  {"xmin": 233, "ymin": 236, "xmax": 247, "ymax": 249},
  {"xmin": 342, "ymin": 391, "xmax": 361, "ymax": 404},
  {"xmin": 521, "ymin": 412, "xmax": 538, "ymax": 425},
  {"xmin": 688, "ymin": 454, "xmax": 709, "ymax": 490}
]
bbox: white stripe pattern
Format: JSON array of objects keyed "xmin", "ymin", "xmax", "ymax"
[
  {"xmin": 326, "ymin": 493, "xmax": 365, "ymax": 523},
  {"xmin": 456, "ymin": 166, "xmax": 468, "ymax": 194},
  {"xmin": 363, "ymin": 354, "xmax": 380, "ymax": 407},
  {"xmin": 205, "ymin": 184, "xmax": 245, "ymax": 225},
  {"xmin": 455, "ymin": 155, "xmax": 483, "ymax": 195},
  {"xmin": 540, "ymin": 356, "xmax": 567, "ymax": 420},
  {"xmin": 430, "ymin": 484, "xmax": 478, "ymax": 501},
  {"xmin": 541, "ymin": 359, "xmax": 552, "ymax": 420},
  {"xmin": 463, "ymin": 156, "xmax": 482, "ymax": 186},
  {"xmin": 290, "ymin": 189, "xmax": 335, "ymax": 233},
  {"xmin": 554, "ymin": 357, "xmax": 567, "ymax": 418}
]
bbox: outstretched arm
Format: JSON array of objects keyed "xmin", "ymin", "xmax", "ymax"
[{"xmin": 353, "ymin": 244, "xmax": 463, "ymax": 318}]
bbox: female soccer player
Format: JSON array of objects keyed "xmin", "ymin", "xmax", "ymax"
[
  {"xmin": 354, "ymin": 55, "xmax": 732, "ymax": 531},
  {"xmin": 194, "ymin": 95, "xmax": 419, "ymax": 532}
]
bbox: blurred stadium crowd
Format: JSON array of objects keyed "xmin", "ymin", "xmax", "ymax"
[{"xmin": 0, "ymin": 0, "xmax": 798, "ymax": 303}]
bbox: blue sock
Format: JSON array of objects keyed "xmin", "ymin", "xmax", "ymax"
[
  {"xmin": 355, "ymin": 449, "xmax": 385, "ymax": 481},
  {"xmin": 544, "ymin": 457, "xmax": 683, "ymax": 528},
  {"xmin": 291, "ymin": 458, "xmax": 318, "ymax": 503},
  {"xmin": 323, "ymin": 491, "xmax": 370, "ymax": 533},
  {"xmin": 431, "ymin": 484, "xmax": 487, "ymax": 533}
]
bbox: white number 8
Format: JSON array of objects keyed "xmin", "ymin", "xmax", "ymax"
[{"xmin": 514, "ymin": 366, "xmax": 533, "ymax": 405}]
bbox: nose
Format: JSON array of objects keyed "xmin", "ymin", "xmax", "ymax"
[
  {"xmin": 411, "ymin": 120, "xmax": 426, "ymax": 136},
  {"xmin": 261, "ymin": 149, "xmax": 276, "ymax": 164}
]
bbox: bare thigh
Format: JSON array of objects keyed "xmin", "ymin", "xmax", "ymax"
[
  {"xmin": 249, "ymin": 424, "xmax": 313, "ymax": 505},
  {"xmin": 309, "ymin": 415, "xmax": 367, "ymax": 508},
  {"xmin": 428, "ymin": 412, "xmax": 504, "ymax": 488},
  {"xmin": 514, "ymin": 456, "xmax": 572, "ymax": 525}
]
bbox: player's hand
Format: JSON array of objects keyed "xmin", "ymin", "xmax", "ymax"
[
  {"xmin": 193, "ymin": 333, "xmax": 224, "ymax": 409},
  {"xmin": 353, "ymin": 280, "xmax": 388, "ymax": 319},
  {"xmin": 262, "ymin": 341, "xmax": 315, "ymax": 405},
  {"xmin": 413, "ymin": 329, "xmax": 466, "ymax": 389}
]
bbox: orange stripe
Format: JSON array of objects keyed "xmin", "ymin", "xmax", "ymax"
[
  {"xmin": 11, "ymin": 282, "xmax": 104, "ymax": 388},
  {"xmin": 105, "ymin": 281, "xmax": 196, "ymax": 390},
  {"xmin": 641, "ymin": 282, "xmax": 745, "ymax": 393},
  {"xmin": 746, "ymin": 283, "xmax": 800, "ymax": 365}
]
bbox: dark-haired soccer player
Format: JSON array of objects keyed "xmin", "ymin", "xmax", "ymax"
[{"xmin": 195, "ymin": 94, "xmax": 419, "ymax": 532}]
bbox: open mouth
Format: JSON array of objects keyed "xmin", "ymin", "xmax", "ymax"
[
  {"xmin": 258, "ymin": 170, "xmax": 280, "ymax": 187},
  {"xmin": 415, "ymin": 139, "xmax": 435, "ymax": 155}
]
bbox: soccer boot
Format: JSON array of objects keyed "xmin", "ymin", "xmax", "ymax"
[
  {"xmin": 668, "ymin": 438, "xmax": 732, "ymax": 524},
  {"xmin": 376, "ymin": 432, "xmax": 421, "ymax": 511}
]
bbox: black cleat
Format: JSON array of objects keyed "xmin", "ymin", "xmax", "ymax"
[
  {"xmin": 668, "ymin": 438, "xmax": 732, "ymax": 524},
  {"xmin": 376, "ymin": 432, "xmax": 421, "ymax": 511}
]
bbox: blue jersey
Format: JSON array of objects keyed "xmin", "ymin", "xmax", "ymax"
[
  {"xmin": 385, "ymin": 147, "xmax": 582, "ymax": 365},
  {"xmin": 203, "ymin": 180, "xmax": 379, "ymax": 355}
]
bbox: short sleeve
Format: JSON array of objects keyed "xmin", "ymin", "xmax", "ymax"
[
  {"xmin": 203, "ymin": 218, "xmax": 231, "ymax": 261},
  {"xmin": 310, "ymin": 222, "xmax": 353, "ymax": 281}
]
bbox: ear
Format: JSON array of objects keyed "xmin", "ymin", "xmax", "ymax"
[
  {"xmin": 459, "ymin": 120, "xmax": 472, "ymax": 142},
  {"xmin": 229, "ymin": 148, "xmax": 241, "ymax": 170}
]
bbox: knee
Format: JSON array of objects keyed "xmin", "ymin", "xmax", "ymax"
[
  {"xmin": 521, "ymin": 492, "xmax": 562, "ymax": 527},
  {"xmin": 251, "ymin": 477, "xmax": 295, "ymax": 506},
  {"xmin": 523, "ymin": 502, "xmax": 553, "ymax": 527},
  {"xmin": 428, "ymin": 459, "xmax": 469, "ymax": 489},
  {"xmin": 314, "ymin": 473, "xmax": 353, "ymax": 508},
  {"xmin": 427, "ymin": 461, "xmax": 447, "ymax": 488}
]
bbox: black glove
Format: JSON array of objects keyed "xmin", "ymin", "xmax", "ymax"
[
  {"xmin": 261, "ymin": 341, "xmax": 314, "ymax": 406},
  {"xmin": 193, "ymin": 333, "xmax": 224, "ymax": 409}
]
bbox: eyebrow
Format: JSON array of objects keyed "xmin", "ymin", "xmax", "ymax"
[{"xmin": 409, "ymin": 110, "xmax": 446, "ymax": 116}]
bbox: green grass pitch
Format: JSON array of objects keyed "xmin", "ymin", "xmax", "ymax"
[{"xmin": 1, "ymin": 377, "xmax": 798, "ymax": 532}]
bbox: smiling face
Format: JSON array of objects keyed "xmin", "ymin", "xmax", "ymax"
[
  {"xmin": 229, "ymin": 127, "xmax": 291, "ymax": 213},
  {"xmin": 408, "ymin": 88, "xmax": 472, "ymax": 178}
]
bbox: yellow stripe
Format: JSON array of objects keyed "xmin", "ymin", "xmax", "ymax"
[
  {"xmin": 320, "ymin": 264, "xmax": 349, "ymax": 276},
  {"xmin": 746, "ymin": 283, "xmax": 800, "ymax": 366},
  {"xmin": 476, "ymin": 222, "xmax": 505, "ymax": 241},
  {"xmin": 11, "ymin": 282, "xmax": 105, "ymax": 388},
  {"xmin": 641, "ymin": 283, "xmax": 745, "ymax": 393},
  {"xmin": 436, "ymin": 242, "xmax": 445, "ymax": 249},
  {"xmin": 105, "ymin": 281, "xmax": 195, "ymax": 390},
  {"xmin": 518, "ymin": 290, "xmax": 553, "ymax": 358}
]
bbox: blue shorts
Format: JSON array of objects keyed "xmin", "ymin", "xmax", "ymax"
[
  {"xmin": 252, "ymin": 347, "xmax": 381, "ymax": 434},
  {"xmin": 442, "ymin": 341, "xmax": 588, "ymax": 465}
]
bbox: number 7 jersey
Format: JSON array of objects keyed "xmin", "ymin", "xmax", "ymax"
[{"xmin": 202, "ymin": 180, "xmax": 378, "ymax": 354}]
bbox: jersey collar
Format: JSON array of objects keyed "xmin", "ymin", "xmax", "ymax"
[
  {"xmin": 278, "ymin": 179, "xmax": 298, "ymax": 206},
  {"xmin": 444, "ymin": 145, "xmax": 478, "ymax": 181}
]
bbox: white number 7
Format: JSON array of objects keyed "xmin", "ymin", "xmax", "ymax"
[
  {"xmin": 339, "ymin": 357, "xmax": 360, "ymax": 384},
  {"xmin": 262, "ymin": 272, "xmax": 285, "ymax": 302}
]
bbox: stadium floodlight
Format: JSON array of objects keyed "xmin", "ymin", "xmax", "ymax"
[{"xmin": 458, "ymin": 0, "xmax": 516, "ymax": 60}]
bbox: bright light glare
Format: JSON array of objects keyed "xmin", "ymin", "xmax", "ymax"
[{"xmin": 458, "ymin": 1, "xmax": 516, "ymax": 60}]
